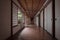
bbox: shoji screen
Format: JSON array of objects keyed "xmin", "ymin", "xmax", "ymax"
[
  {"xmin": 12, "ymin": 3, "xmax": 18, "ymax": 26},
  {"xmin": 44, "ymin": 2, "xmax": 52, "ymax": 35}
]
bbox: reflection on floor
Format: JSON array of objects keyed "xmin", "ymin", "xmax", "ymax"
[{"xmin": 8, "ymin": 25, "xmax": 56, "ymax": 40}]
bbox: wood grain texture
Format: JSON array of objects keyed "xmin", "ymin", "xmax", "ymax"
[
  {"xmin": 18, "ymin": 0, "xmax": 46, "ymax": 18},
  {"xmin": 7, "ymin": 25, "xmax": 56, "ymax": 40}
]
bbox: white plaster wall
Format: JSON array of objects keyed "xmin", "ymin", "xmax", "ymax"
[
  {"xmin": 40, "ymin": 11, "xmax": 43, "ymax": 27},
  {"xmin": 36, "ymin": 16, "xmax": 39, "ymax": 27},
  {"xmin": 0, "ymin": 0, "xmax": 11, "ymax": 40},
  {"xmin": 44, "ymin": 2, "xmax": 52, "ymax": 35},
  {"xmin": 55, "ymin": 0, "xmax": 60, "ymax": 40}
]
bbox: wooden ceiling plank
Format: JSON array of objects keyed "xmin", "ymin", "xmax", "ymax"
[
  {"xmin": 25, "ymin": 0, "xmax": 29, "ymax": 11},
  {"xmin": 32, "ymin": 0, "xmax": 41, "ymax": 17},
  {"xmin": 31, "ymin": 0, "xmax": 33, "ymax": 13},
  {"xmin": 17, "ymin": 0, "xmax": 26, "ymax": 11},
  {"xmin": 18, "ymin": 0, "xmax": 31, "ymax": 17},
  {"xmin": 24, "ymin": 0, "xmax": 31, "ymax": 17},
  {"xmin": 33, "ymin": 0, "xmax": 40, "ymax": 11},
  {"xmin": 18, "ymin": 0, "xmax": 46, "ymax": 18},
  {"xmin": 33, "ymin": 0, "xmax": 46, "ymax": 17}
]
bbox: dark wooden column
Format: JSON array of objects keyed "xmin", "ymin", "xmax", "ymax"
[
  {"xmin": 11, "ymin": 0, "xmax": 13, "ymax": 37},
  {"xmin": 52, "ymin": 0, "xmax": 55, "ymax": 38},
  {"xmin": 38, "ymin": 14, "xmax": 40, "ymax": 27},
  {"xmin": 43, "ymin": 9, "xmax": 45, "ymax": 29}
]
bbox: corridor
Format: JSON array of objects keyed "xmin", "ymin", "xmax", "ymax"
[
  {"xmin": 0, "ymin": 0, "xmax": 60, "ymax": 40},
  {"xmin": 8, "ymin": 25, "xmax": 56, "ymax": 40}
]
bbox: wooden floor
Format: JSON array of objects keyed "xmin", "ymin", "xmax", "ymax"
[{"xmin": 8, "ymin": 25, "xmax": 56, "ymax": 40}]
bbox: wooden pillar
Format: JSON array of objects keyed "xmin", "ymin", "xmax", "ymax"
[
  {"xmin": 52, "ymin": 0, "xmax": 55, "ymax": 38},
  {"xmin": 43, "ymin": 9, "xmax": 45, "ymax": 29},
  {"xmin": 11, "ymin": 0, "xmax": 13, "ymax": 37},
  {"xmin": 38, "ymin": 14, "xmax": 40, "ymax": 27}
]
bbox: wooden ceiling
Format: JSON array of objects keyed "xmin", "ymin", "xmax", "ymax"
[{"xmin": 18, "ymin": 0, "xmax": 46, "ymax": 18}]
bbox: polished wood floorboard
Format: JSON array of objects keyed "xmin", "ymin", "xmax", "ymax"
[{"xmin": 8, "ymin": 26, "xmax": 56, "ymax": 40}]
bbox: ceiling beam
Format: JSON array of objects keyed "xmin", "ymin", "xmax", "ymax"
[
  {"xmin": 33, "ymin": 0, "xmax": 46, "ymax": 17},
  {"xmin": 24, "ymin": 0, "xmax": 31, "ymax": 17},
  {"xmin": 32, "ymin": 0, "xmax": 41, "ymax": 17},
  {"xmin": 18, "ymin": 0, "xmax": 30, "ymax": 17},
  {"xmin": 32, "ymin": 0, "xmax": 33, "ymax": 14},
  {"xmin": 18, "ymin": 0, "xmax": 26, "ymax": 11}
]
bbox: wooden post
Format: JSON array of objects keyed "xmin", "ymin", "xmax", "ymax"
[{"xmin": 52, "ymin": 0, "xmax": 55, "ymax": 38}]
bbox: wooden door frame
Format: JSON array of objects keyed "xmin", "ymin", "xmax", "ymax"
[
  {"xmin": 38, "ymin": 14, "xmax": 40, "ymax": 27},
  {"xmin": 39, "ymin": 0, "xmax": 55, "ymax": 38},
  {"xmin": 11, "ymin": 0, "xmax": 13, "ymax": 37},
  {"xmin": 39, "ymin": 10, "xmax": 44, "ymax": 29},
  {"xmin": 43, "ymin": 0, "xmax": 55, "ymax": 38},
  {"xmin": 43, "ymin": 9, "xmax": 45, "ymax": 30},
  {"xmin": 52, "ymin": 0, "xmax": 55, "ymax": 38}
]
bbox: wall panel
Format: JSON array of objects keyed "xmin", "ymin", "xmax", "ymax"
[
  {"xmin": 0, "ymin": 0, "xmax": 11, "ymax": 40},
  {"xmin": 44, "ymin": 2, "xmax": 52, "ymax": 35},
  {"xmin": 55, "ymin": 0, "xmax": 60, "ymax": 40},
  {"xmin": 12, "ymin": 3, "xmax": 18, "ymax": 26},
  {"xmin": 40, "ymin": 11, "xmax": 43, "ymax": 27}
]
